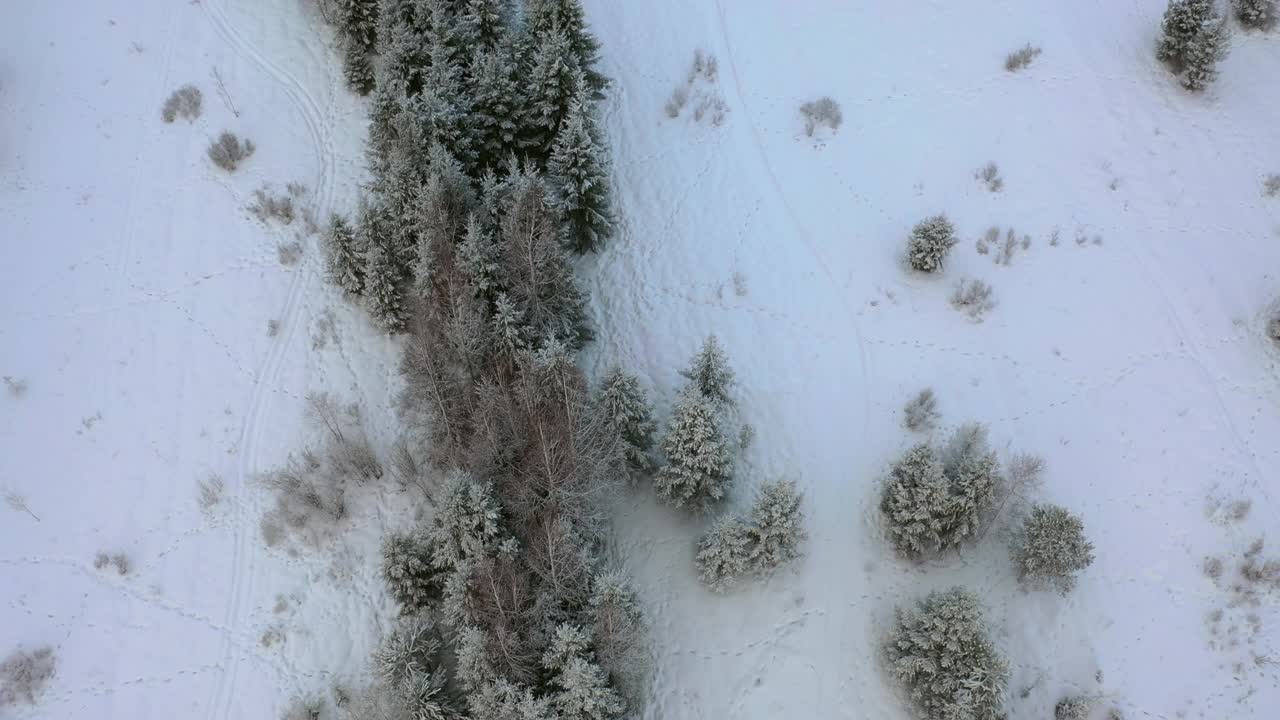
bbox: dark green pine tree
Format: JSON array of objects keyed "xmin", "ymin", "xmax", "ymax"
[
  {"xmin": 324, "ymin": 214, "xmax": 367, "ymax": 295},
  {"xmin": 364, "ymin": 241, "xmax": 408, "ymax": 333},
  {"xmin": 547, "ymin": 94, "xmax": 614, "ymax": 253},
  {"xmin": 523, "ymin": 0, "xmax": 606, "ymax": 95},
  {"xmin": 521, "ymin": 24, "xmax": 582, "ymax": 159},
  {"xmin": 469, "ymin": 39, "xmax": 523, "ymax": 170},
  {"xmin": 338, "ymin": 0, "xmax": 379, "ymax": 94},
  {"xmin": 457, "ymin": 0, "xmax": 514, "ymax": 53}
]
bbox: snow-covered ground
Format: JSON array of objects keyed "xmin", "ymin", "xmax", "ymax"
[
  {"xmin": 1, "ymin": 1, "xmax": 409, "ymax": 717},
  {"xmin": 581, "ymin": 0, "xmax": 1280, "ymax": 718},
  {"xmin": 4, "ymin": 0, "xmax": 1280, "ymax": 719}
]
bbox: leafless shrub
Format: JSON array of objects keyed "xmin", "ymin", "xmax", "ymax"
[
  {"xmin": 199, "ymin": 473, "xmax": 225, "ymax": 510},
  {"xmin": 307, "ymin": 393, "xmax": 382, "ymax": 480},
  {"xmin": 976, "ymin": 226, "xmax": 998, "ymax": 255},
  {"xmin": 280, "ymin": 695, "xmax": 324, "ymax": 720},
  {"xmin": 1269, "ymin": 309, "xmax": 1280, "ymax": 345},
  {"xmin": 994, "ymin": 228, "xmax": 1022, "ymax": 266},
  {"xmin": 1264, "ymin": 174, "xmax": 1280, "ymax": 197},
  {"xmin": 277, "ymin": 241, "xmax": 304, "ymax": 266},
  {"xmin": 250, "ymin": 187, "xmax": 297, "ymax": 225},
  {"xmin": 689, "ymin": 49, "xmax": 719, "ymax": 83},
  {"xmin": 94, "ymin": 551, "xmax": 131, "ymax": 575},
  {"xmin": 799, "ymin": 97, "xmax": 843, "ymax": 136},
  {"xmin": 693, "ymin": 95, "xmax": 728, "ymax": 125},
  {"xmin": 664, "ymin": 85, "xmax": 689, "ymax": 118},
  {"xmin": 731, "ymin": 271, "xmax": 748, "ymax": 297},
  {"xmin": 4, "ymin": 492, "xmax": 39, "ymax": 521},
  {"xmin": 951, "ymin": 277, "xmax": 996, "ymax": 321},
  {"xmin": 1005, "ymin": 44, "xmax": 1042, "ymax": 72},
  {"xmin": 389, "ymin": 437, "xmax": 437, "ymax": 502},
  {"xmin": 975, "ymin": 162, "xmax": 1003, "ymax": 192},
  {"xmin": 161, "ymin": 84, "xmax": 203, "ymax": 123},
  {"xmin": 267, "ymin": 319, "xmax": 281, "ymax": 337},
  {"xmin": 1204, "ymin": 555, "xmax": 1224, "ymax": 580},
  {"xmin": 1049, "ymin": 228, "xmax": 1061, "ymax": 246},
  {"xmin": 903, "ymin": 388, "xmax": 940, "ymax": 432},
  {"xmin": 1056, "ymin": 695, "xmax": 1092, "ymax": 720},
  {"xmin": 207, "ymin": 131, "xmax": 255, "ymax": 172},
  {"xmin": 0, "ymin": 646, "xmax": 55, "ymax": 707},
  {"xmin": 3, "ymin": 376, "xmax": 27, "ymax": 397}
]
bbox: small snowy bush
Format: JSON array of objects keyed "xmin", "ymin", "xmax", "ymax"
[
  {"xmin": 886, "ymin": 588, "xmax": 1008, "ymax": 720},
  {"xmin": 598, "ymin": 367, "xmax": 657, "ymax": 477},
  {"xmin": 0, "ymin": 646, "xmax": 55, "ymax": 707},
  {"xmin": 1268, "ymin": 308, "xmax": 1280, "ymax": 344},
  {"xmin": 1004, "ymin": 44, "xmax": 1042, "ymax": 71},
  {"xmin": 951, "ymin": 277, "xmax": 996, "ymax": 321},
  {"xmin": 1056, "ymin": 695, "xmax": 1093, "ymax": 720},
  {"xmin": 1235, "ymin": 0, "xmax": 1277, "ymax": 28},
  {"xmin": 880, "ymin": 424, "xmax": 1001, "ymax": 558},
  {"xmin": 656, "ymin": 390, "xmax": 733, "ymax": 513},
  {"xmin": 799, "ymin": 97, "xmax": 843, "ymax": 136},
  {"xmin": 975, "ymin": 161, "xmax": 1003, "ymax": 192},
  {"xmin": 1265, "ymin": 174, "xmax": 1280, "ymax": 197},
  {"xmin": 207, "ymin": 131, "xmax": 255, "ymax": 171},
  {"xmin": 161, "ymin": 84, "xmax": 202, "ymax": 122},
  {"xmin": 250, "ymin": 187, "xmax": 297, "ymax": 225},
  {"xmin": 1157, "ymin": 0, "xmax": 1229, "ymax": 91},
  {"xmin": 906, "ymin": 215, "xmax": 958, "ymax": 273},
  {"xmin": 1012, "ymin": 503, "xmax": 1095, "ymax": 593},
  {"xmin": 695, "ymin": 515, "xmax": 752, "ymax": 591},
  {"xmin": 903, "ymin": 388, "xmax": 939, "ymax": 432}
]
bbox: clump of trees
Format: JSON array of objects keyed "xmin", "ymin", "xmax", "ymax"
[
  {"xmin": 1157, "ymin": 0, "xmax": 1229, "ymax": 91},
  {"xmin": 318, "ymin": 2, "xmax": 642, "ymax": 717},
  {"xmin": 696, "ymin": 479, "xmax": 806, "ymax": 591}
]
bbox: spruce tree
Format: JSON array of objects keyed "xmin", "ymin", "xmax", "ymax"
[
  {"xmin": 470, "ymin": 41, "xmax": 524, "ymax": 170},
  {"xmin": 695, "ymin": 515, "xmax": 752, "ymax": 591},
  {"xmin": 381, "ymin": 530, "xmax": 443, "ymax": 613},
  {"xmin": 1012, "ymin": 504, "xmax": 1095, "ymax": 593},
  {"xmin": 521, "ymin": 24, "xmax": 583, "ymax": 157},
  {"xmin": 680, "ymin": 335, "xmax": 735, "ymax": 406},
  {"xmin": 543, "ymin": 625, "xmax": 625, "ymax": 720},
  {"xmin": 548, "ymin": 95, "xmax": 614, "ymax": 253},
  {"xmin": 338, "ymin": 0, "xmax": 379, "ymax": 94},
  {"xmin": 364, "ymin": 242, "xmax": 409, "ymax": 332},
  {"xmin": 1158, "ymin": 0, "xmax": 1215, "ymax": 65},
  {"xmin": 655, "ymin": 389, "xmax": 733, "ymax": 512},
  {"xmin": 523, "ymin": 0, "xmax": 607, "ymax": 94},
  {"xmin": 745, "ymin": 479, "xmax": 806, "ymax": 571},
  {"xmin": 597, "ymin": 367, "xmax": 657, "ymax": 477},
  {"xmin": 324, "ymin": 214, "xmax": 366, "ymax": 295},
  {"xmin": 457, "ymin": 0, "xmax": 514, "ymax": 52},
  {"xmin": 1236, "ymin": 0, "xmax": 1277, "ymax": 28}
]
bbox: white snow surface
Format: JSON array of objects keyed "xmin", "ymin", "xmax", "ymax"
[
  {"xmin": 3, "ymin": 0, "xmax": 1280, "ymax": 719},
  {"xmin": 579, "ymin": 0, "xmax": 1280, "ymax": 718},
  {"xmin": 1, "ymin": 1, "xmax": 410, "ymax": 718}
]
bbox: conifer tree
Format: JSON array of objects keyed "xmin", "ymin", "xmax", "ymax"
[
  {"xmin": 338, "ymin": 0, "xmax": 379, "ymax": 94},
  {"xmin": 470, "ymin": 42, "xmax": 524, "ymax": 170},
  {"xmin": 523, "ymin": 0, "xmax": 607, "ymax": 94},
  {"xmin": 1236, "ymin": 0, "xmax": 1277, "ymax": 28},
  {"xmin": 745, "ymin": 479, "xmax": 806, "ymax": 571},
  {"xmin": 542, "ymin": 625, "xmax": 626, "ymax": 720},
  {"xmin": 324, "ymin": 214, "xmax": 366, "ymax": 295},
  {"xmin": 655, "ymin": 389, "xmax": 733, "ymax": 512},
  {"xmin": 364, "ymin": 241, "xmax": 409, "ymax": 332},
  {"xmin": 1012, "ymin": 503, "xmax": 1095, "ymax": 593},
  {"xmin": 681, "ymin": 335, "xmax": 735, "ymax": 406},
  {"xmin": 381, "ymin": 529, "xmax": 443, "ymax": 612},
  {"xmin": 597, "ymin": 367, "xmax": 656, "ymax": 477},
  {"xmin": 548, "ymin": 96, "xmax": 614, "ymax": 253},
  {"xmin": 695, "ymin": 515, "xmax": 752, "ymax": 591},
  {"xmin": 458, "ymin": 0, "xmax": 514, "ymax": 53},
  {"xmin": 521, "ymin": 24, "xmax": 583, "ymax": 157}
]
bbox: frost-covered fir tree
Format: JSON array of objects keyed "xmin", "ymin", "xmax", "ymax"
[
  {"xmin": 886, "ymin": 588, "xmax": 1008, "ymax": 720},
  {"xmin": 588, "ymin": 571, "xmax": 647, "ymax": 697},
  {"xmin": 680, "ymin": 335, "xmax": 735, "ymax": 406},
  {"xmin": 381, "ymin": 529, "xmax": 443, "ymax": 612},
  {"xmin": 695, "ymin": 515, "xmax": 752, "ymax": 592},
  {"xmin": 746, "ymin": 479, "xmax": 806, "ymax": 572},
  {"xmin": 364, "ymin": 242, "xmax": 408, "ymax": 332},
  {"xmin": 881, "ymin": 425, "xmax": 1000, "ymax": 558},
  {"xmin": 429, "ymin": 472, "xmax": 503, "ymax": 571},
  {"xmin": 523, "ymin": 0, "xmax": 607, "ymax": 95},
  {"xmin": 906, "ymin": 214, "xmax": 958, "ymax": 273},
  {"xmin": 1158, "ymin": 0, "xmax": 1216, "ymax": 63},
  {"xmin": 1012, "ymin": 503, "xmax": 1095, "ymax": 593},
  {"xmin": 655, "ymin": 389, "xmax": 733, "ymax": 513},
  {"xmin": 324, "ymin": 213, "xmax": 366, "ymax": 295},
  {"xmin": 597, "ymin": 367, "xmax": 656, "ymax": 477},
  {"xmin": 1236, "ymin": 0, "xmax": 1277, "ymax": 28},
  {"xmin": 469, "ymin": 41, "xmax": 524, "ymax": 170},
  {"xmin": 548, "ymin": 96, "xmax": 614, "ymax": 253},
  {"xmin": 338, "ymin": 0, "xmax": 379, "ymax": 94},
  {"xmin": 457, "ymin": 0, "xmax": 513, "ymax": 53},
  {"xmin": 541, "ymin": 625, "xmax": 625, "ymax": 720},
  {"xmin": 521, "ymin": 24, "xmax": 583, "ymax": 157},
  {"xmin": 457, "ymin": 213, "xmax": 501, "ymax": 295},
  {"xmin": 1180, "ymin": 15, "xmax": 1229, "ymax": 91}
]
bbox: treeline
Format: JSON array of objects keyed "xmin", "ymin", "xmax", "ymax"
[{"xmin": 318, "ymin": 2, "xmax": 642, "ymax": 719}]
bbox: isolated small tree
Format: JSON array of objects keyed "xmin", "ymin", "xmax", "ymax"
[
  {"xmin": 364, "ymin": 243, "xmax": 407, "ymax": 332},
  {"xmin": 381, "ymin": 529, "xmax": 443, "ymax": 612},
  {"xmin": 903, "ymin": 388, "xmax": 939, "ymax": 432},
  {"xmin": 886, "ymin": 588, "xmax": 1008, "ymax": 720},
  {"xmin": 655, "ymin": 390, "xmax": 733, "ymax": 512},
  {"xmin": 680, "ymin": 335, "xmax": 735, "ymax": 406},
  {"xmin": 598, "ymin": 367, "xmax": 657, "ymax": 477},
  {"xmin": 1012, "ymin": 503, "xmax": 1095, "ymax": 593},
  {"xmin": 695, "ymin": 515, "xmax": 752, "ymax": 591},
  {"xmin": 906, "ymin": 215, "xmax": 958, "ymax": 273},
  {"xmin": 324, "ymin": 214, "xmax": 366, "ymax": 295},
  {"xmin": 745, "ymin": 479, "xmax": 806, "ymax": 572},
  {"xmin": 548, "ymin": 96, "xmax": 614, "ymax": 253},
  {"xmin": 1236, "ymin": 0, "xmax": 1277, "ymax": 28}
]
